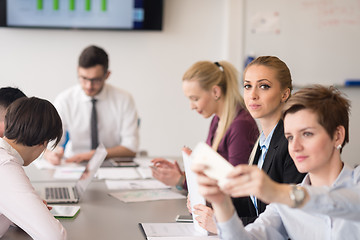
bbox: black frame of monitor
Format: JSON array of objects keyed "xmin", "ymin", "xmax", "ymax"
[{"xmin": 0, "ymin": 0, "xmax": 163, "ymax": 31}]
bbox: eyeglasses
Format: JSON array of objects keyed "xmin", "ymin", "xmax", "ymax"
[{"xmin": 78, "ymin": 74, "xmax": 106, "ymax": 85}]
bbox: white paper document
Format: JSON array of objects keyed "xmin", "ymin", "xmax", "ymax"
[
  {"xmin": 147, "ymin": 238, "xmax": 218, "ymax": 240},
  {"xmin": 140, "ymin": 223, "xmax": 219, "ymax": 239},
  {"xmin": 97, "ymin": 167, "xmax": 141, "ymax": 180},
  {"xmin": 33, "ymin": 159, "xmax": 85, "ymax": 180},
  {"xmin": 97, "ymin": 167, "xmax": 154, "ymax": 180},
  {"xmin": 191, "ymin": 142, "xmax": 234, "ymax": 188},
  {"xmin": 105, "ymin": 179, "xmax": 170, "ymax": 190},
  {"xmin": 134, "ymin": 157, "xmax": 178, "ymax": 168},
  {"xmin": 110, "ymin": 189, "xmax": 185, "ymax": 203},
  {"xmin": 33, "ymin": 158, "xmax": 81, "ymax": 170},
  {"xmin": 136, "ymin": 167, "xmax": 153, "ymax": 179},
  {"xmin": 133, "ymin": 157, "xmax": 154, "ymax": 167},
  {"xmin": 53, "ymin": 166, "xmax": 86, "ymax": 180},
  {"xmin": 182, "ymin": 151, "xmax": 207, "ymax": 235}
]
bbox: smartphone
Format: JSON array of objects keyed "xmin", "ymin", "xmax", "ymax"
[
  {"xmin": 109, "ymin": 158, "xmax": 139, "ymax": 167},
  {"xmin": 175, "ymin": 214, "xmax": 193, "ymax": 223}
]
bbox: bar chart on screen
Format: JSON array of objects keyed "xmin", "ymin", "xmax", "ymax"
[
  {"xmin": 35, "ymin": 0, "xmax": 107, "ymax": 11},
  {"xmin": 7, "ymin": 0, "xmax": 133, "ymax": 29}
]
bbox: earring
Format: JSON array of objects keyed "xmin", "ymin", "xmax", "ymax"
[{"xmin": 336, "ymin": 144, "xmax": 342, "ymax": 150}]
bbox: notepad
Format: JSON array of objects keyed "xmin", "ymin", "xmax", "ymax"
[
  {"xmin": 50, "ymin": 205, "xmax": 80, "ymax": 218},
  {"xmin": 139, "ymin": 223, "xmax": 219, "ymax": 239}
]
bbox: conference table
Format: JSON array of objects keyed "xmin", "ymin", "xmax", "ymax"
[{"xmin": 2, "ymin": 159, "xmax": 189, "ymax": 240}]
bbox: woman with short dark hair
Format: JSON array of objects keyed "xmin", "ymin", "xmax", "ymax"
[
  {"xmin": 193, "ymin": 85, "xmax": 360, "ymax": 239},
  {"xmin": 0, "ymin": 97, "xmax": 66, "ymax": 239}
]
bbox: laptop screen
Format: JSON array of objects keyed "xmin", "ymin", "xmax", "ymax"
[{"xmin": 75, "ymin": 144, "xmax": 107, "ymax": 199}]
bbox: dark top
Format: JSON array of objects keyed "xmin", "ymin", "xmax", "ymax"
[
  {"xmin": 235, "ymin": 119, "xmax": 306, "ymax": 225},
  {"xmin": 206, "ymin": 108, "xmax": 259, "ymax": 166},
  {"xmin": 205, "ymin": 108, "xmax": 259, "ymax": 217},
  {"xmin": 183, "ymin": 107, "xmax": 258, "ymax": 190}
]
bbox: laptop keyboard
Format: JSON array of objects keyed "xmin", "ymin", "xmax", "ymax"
[{"xmin": 45, "ymin": 187, "xmax": 70, "ymax": 199}]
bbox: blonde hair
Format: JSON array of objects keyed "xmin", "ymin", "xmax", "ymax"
[
  {"xmin": 244, "ymin": 56, "xmax": 293, "ymax": 100},
  {"xmin": 183, "ymin": 61, "xmax": 245, "ymax": 150}
]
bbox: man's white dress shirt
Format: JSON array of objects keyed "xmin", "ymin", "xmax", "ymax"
[
  {"xmin": 0, "ymin": 138, "xmax": 67, "ymax": 239},
  {"xmin": 54, "ymin": 84, "xmax": 139, "ymax": 158}
]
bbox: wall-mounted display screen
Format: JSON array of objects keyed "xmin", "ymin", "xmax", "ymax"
[{"xmin": 0, "ymin": 0, "xmax": 163, "ymax": 30}]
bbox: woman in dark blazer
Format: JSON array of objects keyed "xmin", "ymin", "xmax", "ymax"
[
  {"xmin": 235, "ymin": 56, "xmax": 306, "ymax": 225},
  {"xmin": 239, "ymin": 119, "xmax": 305, "ymax": 225}
]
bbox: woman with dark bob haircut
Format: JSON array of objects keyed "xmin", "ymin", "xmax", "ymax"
[
  {"xmin": 193, "ymin": 85, "xmax": 360, "ymax": 240},
  {"xmin": 0, "ymin": 97, "xmax": 67, "ymax": 239}
]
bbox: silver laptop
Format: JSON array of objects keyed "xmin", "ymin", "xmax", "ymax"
[{"xmin": 34, "ymin": 144, "xmax": 107, "ymax": 204}]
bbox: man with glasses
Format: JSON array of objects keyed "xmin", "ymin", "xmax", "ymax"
[{"xmin": 45, "ymin": 45, "xmax": 139, "ymax": 165}]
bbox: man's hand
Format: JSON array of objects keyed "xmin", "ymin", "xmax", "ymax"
[
  {"xmin": 44, "ymin": 147, "xmax": 64, "ymax": 165},
  {"xmin": 65, "ymin": 151, "xmax": 94, "ymax": 163}
]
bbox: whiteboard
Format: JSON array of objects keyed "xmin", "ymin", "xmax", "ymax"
[{"xmin": 243, "ymin": 0, "xmax": 360, "ymax": 86}]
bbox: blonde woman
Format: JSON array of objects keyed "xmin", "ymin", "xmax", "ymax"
[
  {"xmin": 192, "ymin": 56, "xmax": 307, "ymax": 233},
  {"xmin": 151, "ymin": 61, "xmax": 259, "ymax": 230}
]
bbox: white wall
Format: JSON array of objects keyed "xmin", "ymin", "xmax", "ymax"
[
  {"xmin": 0, "ymin": 0, "xmax": 358, "ymax": 166},
  {"xmin": 338, "ymin": 89, "xmax": 360, "ymax": 167},
  {"xmin": 0, "ymin": 0, "xmax": 243, "ymax": 157}
]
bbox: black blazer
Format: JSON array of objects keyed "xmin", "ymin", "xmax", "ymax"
[{"xmin": 234, "ymin": 120, "xmax": 306, "ymax": 225}]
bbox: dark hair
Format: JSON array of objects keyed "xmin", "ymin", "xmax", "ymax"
[
  {"xmin": 78, "ymin": 45, "xmax": 109, "ymax": 73},
  {"xmin": 5, "ymin": 97, "xmax": 63, "ymax": 148},
  {"xmin": 0, "ymin": 87, "xmax": 26, "ymax": 109},
  {"xmin": 282, "ymin": 85, "xmax": 350, "ymax": 149}
]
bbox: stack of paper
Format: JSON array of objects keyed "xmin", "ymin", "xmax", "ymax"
[
  {"xmin": 110, "ymin": 189, "xmax": 185, "ymax": 203},
  {"xmin": 140, "ymin": 223, "xmax": 219, "ymax": 239},
  {"xmin": 105, "ymin": 179, "xmax": 170, "ymax": 190},
  {"xmin": 33, "ymin": 159, "xmax": 85, "ymax": 180},
  {"xmin": 182, "ymin": 151, "xmax": 207, "ymax": 235}
]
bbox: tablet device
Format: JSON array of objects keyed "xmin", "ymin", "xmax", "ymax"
[
  {"xmin": 50, "ymin": 205, "xmax": 81, "ymax": 219},
  {"xmin": 191, "ymin": 142, "xmax": 234, "ymax": 188}
]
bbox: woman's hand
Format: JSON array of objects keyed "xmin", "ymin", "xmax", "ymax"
[
  {"xmin": 193, "ymin": 204, "xmax": 218, "ymax": 234},
  {"xmin": 151, "ymin": 158, "xmax": 183, "ymax": 186},
  {"xmin": 182, "ymin": 146, "xmax": 192, "ymax": 156},
  {"xmin": 192, "ymin": 163, "xmax": 236, "ymax": 223},
  {"xmin": 223, "ymin": 165, "xmax": 283, "ymax": 204},
  {"xmin": 43, "ymin": 200, "xmax": 52, "ymax": 211},
  {"xmin": 186, "ymin": 193, "xmax": 192, "ymax": 214},
  {"xmin": 44, "ymin": 147, "xmax": 64, "ymax": 165},
  {"xmin": 191, "ymin": 163, "xmax": 226, "ymax": 205}
]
